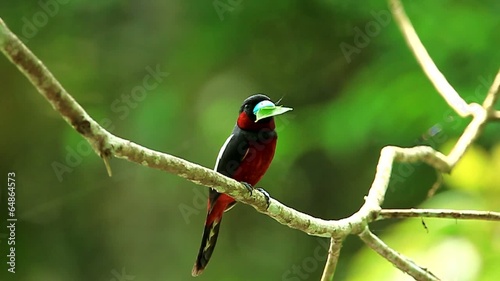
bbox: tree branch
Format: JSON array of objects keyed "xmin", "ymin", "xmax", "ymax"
[
  {"xmin": 483, "ymin": 69, "xmax": 500, "ymax": 112},
  {"xmin": 378, "ymin": 209, "xmax": 500, "ymax": 221},
  {"xmin": 389, "ymin": 0, "xmax": 500, "ymax": 168},
  {"xmin": 359, "ymin": 228, "xmax": 440, "ymax": 281},
  {"xmin": 389, "ymin": 0, "xmax": 470, "ymax": 117},
  {"xmin": 320, "ymin": 238, "xmax": 343, "ymax": 281},
  {"xmin": 446, "ymin": 103, "xmax": 487, "ymax": 166},
  {"xmin": 492, "ymin": 111, "xmax": 500, "ymax": 120}
]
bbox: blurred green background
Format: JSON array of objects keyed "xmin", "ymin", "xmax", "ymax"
[{"xmin": 1, "ymin": 0, "xmax": 499, "ymax": 280}]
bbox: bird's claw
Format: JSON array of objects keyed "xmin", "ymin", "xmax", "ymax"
[
  {"xmin": 242, "ymin": 182, "xmax": 254, "ymax": 195},
  {"xmin": 256, "ymin": 188, "xmax": 271, "ymax": 209},
  {"xmin": 240, "ymin": 182, "xmax": 271, "ymax": 209}
]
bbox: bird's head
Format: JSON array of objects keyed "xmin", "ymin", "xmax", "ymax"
[{"xmin": 237, "ymin": 94, "xmax": 293, "ymax": 130}]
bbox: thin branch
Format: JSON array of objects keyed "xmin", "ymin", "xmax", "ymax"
[
  {"xmin": 346, "ymin": 145, "xmax": 451, "ymax": 235},
  {"xmin": 388, "ymin": 0, "xmax": 493, "ymax": 168},
  {"xmin": 320, "ymin": 238, "xmax": 343, "ymax": 281},
  {"xmin": 389, "ymin": 0, "xmax": 470, "ymax": 117},
  {"xmin": 359, "ymin": 228, "xmax": 440, "ymax": 281},
  {"xmin": 378, "ymin": 209, "xmax": 500, "ymax": 221},
  {"xmin": 492, "ymin": 111, "xmax": 500, "ymax": 120},
  {"xmin": 426, "ymin": 171, "xmax": 443, "ymax": 198},
  {"xmin": 103, "ymin": 155, "xmax": 113, "ymax": 177},
  {"xmin": 446, "ymin": 103, "xmax": 487, "ymax": 166},
  {"xmin": 319, "ymin": 145, "xmax": 453, "ymax": 277},
  {"xmin": 483, "ymin": 69, "xmax": 500, "ymax": 112}
]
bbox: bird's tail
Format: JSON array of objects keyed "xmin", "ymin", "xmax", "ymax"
[{"xmin": 191, "ymin": 215, "xmax": 223, "ymax": 276}]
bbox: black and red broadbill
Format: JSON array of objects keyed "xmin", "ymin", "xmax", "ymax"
[{"xmin": 191, "ymin": 94, "xmax": 292, "ymax": 276}]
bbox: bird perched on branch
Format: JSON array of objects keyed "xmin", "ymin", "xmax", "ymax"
[{"xmin": 192, "ymin": 94, "xmax": 292, "ymax": 276}]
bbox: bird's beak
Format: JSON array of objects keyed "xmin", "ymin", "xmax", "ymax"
[{"xmin": 253, "ymin": 100, "xmax": 293, "ymax": 122}]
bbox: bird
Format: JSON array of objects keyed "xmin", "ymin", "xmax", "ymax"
[{"xmin": 191, "ymin": 94, "xmax": 292, "ymax": 276}]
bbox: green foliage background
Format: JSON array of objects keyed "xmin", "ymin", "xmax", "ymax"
[{"xmin": 1, "ymin": 0, "xmax": 499, "ymax": 280}]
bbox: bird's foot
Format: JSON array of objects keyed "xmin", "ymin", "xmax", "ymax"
[
  {"xmin": 256, "ymin": 187, "xmax": 271, "ymax": 209},
  {"xmin": 241, "ymin": 182, "xmax": 254, "ymax": 195},
  {"xmin": 240, "ymin": 182, "xmax": 271, "ymax": 209}
]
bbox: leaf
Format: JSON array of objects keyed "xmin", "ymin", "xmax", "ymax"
[{"xmin": 255, "ymin": 106, "xmax": 293, "ymax": 122}]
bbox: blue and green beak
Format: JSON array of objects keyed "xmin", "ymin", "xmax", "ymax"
[{"xmin": 253, "ymin": 100, "xmax": 293, "ymax": 122}]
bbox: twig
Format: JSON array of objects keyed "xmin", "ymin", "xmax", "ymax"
[
  {"xmin": 483, "ymin": 70, "xmax": 500, "ymax": 112},
  {"xmin": 359, "ymin": 228, "xmax": 440, "ymax": 281},
  {"xmin": 103, "ymin": 156, "xmax": 113, "ymax": 177},
  {"xmin": 378, "ymin": 209, "xmax": 500, "ymax": 221},
  {"xmin": 447, "ymin": 69, "xmax": 499, "ymax": 164},
  {"xmin": 389, "ymin": 0, "xmax": 470, "ymax": 117},
  {"xmin": 426, "ymin": 171, "xmax": 442, "ymax": 198},
  {"xmin": 320, "ymin": 238, "xmax": 343, "ymax": 281},
  {"xmin": 446, "ymin": 103, "xmax": 487, "ymax": 166},
  {"xmin": 346, "ymin": 146, "xmax": 450, "ymax": 236},
  {"xmin": 388, "ymin": 0, "xmax": 493, "ymax": 168}
]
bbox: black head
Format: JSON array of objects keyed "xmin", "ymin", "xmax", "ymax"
[{"xmin": 239, "ymin": 94, "xmax": 272, "ymax": 122}]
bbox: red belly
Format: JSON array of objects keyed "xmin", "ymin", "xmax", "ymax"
[{"xmin": 232, "ymin": 137, "xmax": 277, "ymax": 186}]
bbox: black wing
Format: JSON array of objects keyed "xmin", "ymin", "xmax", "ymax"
[{"xmin": 208, "ymin": 126, "xmax": 249, "ymax": 208}]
